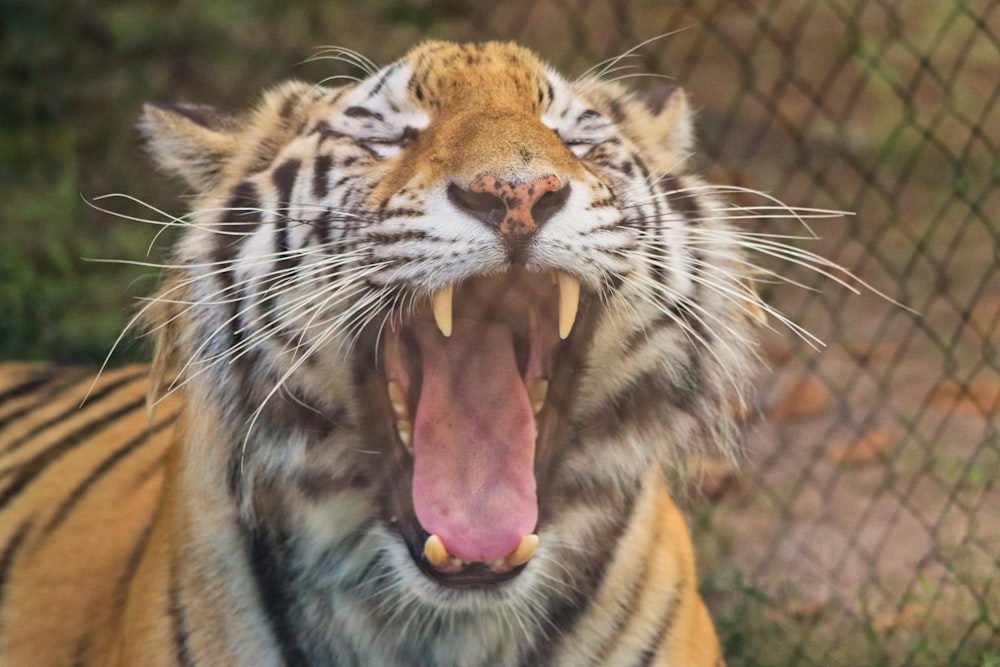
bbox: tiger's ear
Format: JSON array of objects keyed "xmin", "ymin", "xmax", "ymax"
[
  {"xmin": 140, "ymin": 102, "xmax": 247, "ymax": 191},
  {"xmin": 631, "ymin": 84, "xmax": 695, "ymax": 171},
  {"xmin": 640, "ymin": 85, "xmax": 693, "ymax": 156}
]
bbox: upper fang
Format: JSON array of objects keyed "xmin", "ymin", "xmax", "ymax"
[
  {"xmin": 556, "ymin": 272, "xmax": 580, "ymax": 339},
  {"xmin": 432, "ymin": 284, "xmax": 454, "ymax": 337}
]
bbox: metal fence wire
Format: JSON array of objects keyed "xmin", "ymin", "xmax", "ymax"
[{"xmin": 437, "ymin": 1, "xmax": 999, "ymax": 665}]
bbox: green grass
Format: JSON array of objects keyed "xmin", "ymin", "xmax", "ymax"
[{"xmin": 0, "ymin": 0, "xmax": 424, "ymax": 362}]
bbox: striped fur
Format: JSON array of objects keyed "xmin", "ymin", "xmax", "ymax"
[{"xmin": 0, "ymin": 41, "xmax": 815, "ymax": 665}]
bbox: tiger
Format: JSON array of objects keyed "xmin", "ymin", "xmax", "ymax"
[{"xmin": 0, "ymin": 40, "xmax": 788, "ymax": 666}]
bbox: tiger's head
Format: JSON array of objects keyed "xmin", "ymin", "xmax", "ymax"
[{"xmin": 140, "ymin": 40, "xmax": 757, "ymax": 639}]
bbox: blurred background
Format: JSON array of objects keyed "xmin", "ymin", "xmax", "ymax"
[{"xmin": 1, "ymin": 0, "xmax": 998, "ymax": 664}]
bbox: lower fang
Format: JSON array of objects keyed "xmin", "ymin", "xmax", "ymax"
[
  {"xmin": 505, "ymin": 534, "xmax": 538, "ymax": 568},
  {"xmin": 490, "ymin": 534, "xmax": 539, "ymax": 573},
  {"xmin": 424, "ymin": 534, "xmax": 464, "ymax": 573}
]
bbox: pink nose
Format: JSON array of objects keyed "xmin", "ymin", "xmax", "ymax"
[{"xmin": 447, "ymin": 174, "xmax": 570, "ymax": 238}]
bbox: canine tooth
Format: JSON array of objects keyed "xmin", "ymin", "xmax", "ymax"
[
  {"xmin": 504, "ymin": 534, "xmax": 539, "ymax": 568},
  {"xmin": 396, "ymin": 419, "xmax": 412, "ymax": 448},
  {"xmin": 557, "ymin": 272, "xmax": 580, "ymax": 339},
  {"xmin": 387, "ymin": 381, "xmax": 409, "ymax": 419},
  {"xmin": 432, "ymin": 284, "xmax": 454, "ymax": 337},
  {"xmin": 424, "ymin": 534, "xmax": 449, "ymax": 568},
  {"xmin": 424, "ymin": 534, "xmax": 463, "ymax": 572},
  {"xmin": 529, "ymin": 380, "xmax": 548, "ymax": 415}
]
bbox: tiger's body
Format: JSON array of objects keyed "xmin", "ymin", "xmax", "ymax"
[{"xmin": 0, "ymin": 41, "xmax": 773, "ymax": 665}]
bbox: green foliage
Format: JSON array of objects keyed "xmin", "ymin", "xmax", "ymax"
[{"xmin": 0, "ymin": 0, "xmax": 431, "ymax": 362}]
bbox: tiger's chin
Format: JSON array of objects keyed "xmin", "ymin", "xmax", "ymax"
[{"xmin": 368, "ymin": 267, "xmax": 592, "ymax": 589}]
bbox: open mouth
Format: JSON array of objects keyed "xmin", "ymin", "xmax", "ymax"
[{"xmin": 380, "ymin": 268, "xmax": 581, "ymax": 586}]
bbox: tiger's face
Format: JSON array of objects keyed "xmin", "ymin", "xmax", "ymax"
[{"xmin": 143, "ymin": 40, "xmax": 754, "ymax": 624}]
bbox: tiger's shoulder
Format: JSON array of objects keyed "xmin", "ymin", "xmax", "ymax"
[{"xmin": 0, "ymin": 362, "xmax": 178, "ymax": 666}]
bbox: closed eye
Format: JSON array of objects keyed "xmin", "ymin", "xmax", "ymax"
[
  {"xmin": 356, "ymin": 126, "xmax": 420, "ymax": 159},
  {"xmin": 551, "ymin": 127, "xmax": 593, "ymax": 149}
]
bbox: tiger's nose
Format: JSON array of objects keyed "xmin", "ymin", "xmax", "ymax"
[{"xmin": 447, "ymin": 174, "xmax": 570, "ymax": 238}]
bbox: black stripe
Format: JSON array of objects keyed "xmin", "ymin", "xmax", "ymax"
[
  {"xmin": 272, "ymin": 160, "xmax": 301, "ymax": 278},
  {"xmin": 70, "ymin": 632, "xmax": 91, "ymax": 667},
  {"xmin": 0, "ymin": 397, "xmax": 147, "ymax": 512},
  {"xmin": 309, "ymin": 121, "xmax": 348, "ymax": 143},
  {"xmin": 216, "ymin": 181, "xmax": 262, "ymax": 264},
  {"xmin": 660, "ymin": 174, "xmax": 700, "ymax": 216},
  {"xmin": 312, "ymin": 154, "xmax": 332, "ymax": 199},
  {"xmin": 0, "ymin": 369, "xmax": 91, "ymax": 432},
  {"xmin": 343, "ymin": 106, "xmax": 383, "ymax": 120},
  {"xmin": 278, "ymin": 93, "xmax": 302, "ymax": 119},
  {"xmin": 660, "ymin": 174, "xmax": 707, "ymax": 322},
  {"xmin": 633, "ymin": 156, "xmax": 672, "ymax": 290},
  {"xmin": 591, "ymin": 518, "xmax": 658, "ymax": 664},
  {"xmin": 40, "ymin": 414, "xmax": 179, "ymax": 536},
  {"xmin": 1, "ymin": 369, "xmax": 146, "ymax": 454},
  {"xmin": 366, "ymin": 63, "xmax": 398, "ymax": 98},
  {"xmin": 169, "ymin": 577, "xmax": 197, "ymax": 667},
  {"xmin": 111, "ymin": 512, "xmax": 157, "ymax": 615},
  {"xmin": 127, "ymin": 450, "xmax": 169, "ymax": 493},
  {"xmin": 634, "ymin": 576, "xmax": 685, "ymax": 667},
  {"xmin": 246, "ymin": 524, "xmax": 310, "ymax": 666},
  {"xmin": 272, "ymin": 159, "xmax": 301, "ymax": 215},
  {"xmin": 620, "ymin": 310, "xmax": 690, "ymax": 357},
  {"xmin": 0, "ymin": 520, "xmax": 32, "ymax": 607},
  {"xmin": 217, "ymin": 181, "xmax": 262, "ymax": 349},
  {"xmin": 523, "ymin": 491, "xmax": 639, "ymax": 665},
  {"xmin": 311, "ymin": 208, "xmax": 333, "ymax": 248},
  {"xmin": 0, "ymin": 372, "xmax": 54, "ymax": 403}
]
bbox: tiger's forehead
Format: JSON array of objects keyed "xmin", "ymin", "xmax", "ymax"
[{"xmin": 401, "ymin": 41, "xmax": 553, "ymax": 114}]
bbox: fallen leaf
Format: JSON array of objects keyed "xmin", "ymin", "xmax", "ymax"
[
  {"xmin": 874, "ymin": 603, "xmax": 921, "ymax": 632},
  {"xmin": 686, "ymin": 456, "xmax": 748, "ymax": 503},
  {"xmin": 785, "ymin": 599, "xmax": 828, "ymax": 619},
  {"xmin": 768, "ymin": 374, "xmax": 830, "ymax": 421},
  {"xmin": 826, "ymin": 428, "xmax": 899, "ymax": 466},
  {"xmin": 763, "ymin": 599, "xmax": 828, "ymax": 623},
  {"xmin": 928, "ymin": 381, "xmax": 1000, "ymax": 416}
]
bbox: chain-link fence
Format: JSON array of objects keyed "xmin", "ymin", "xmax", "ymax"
[{"xmin": 4, "ymin": 0, "xmax": 998, "ymax": 664}]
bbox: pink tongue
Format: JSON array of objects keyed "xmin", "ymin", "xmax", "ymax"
[{"xmin": 411, "ymin": 319, "xmax": 537, "ymax": 562}]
